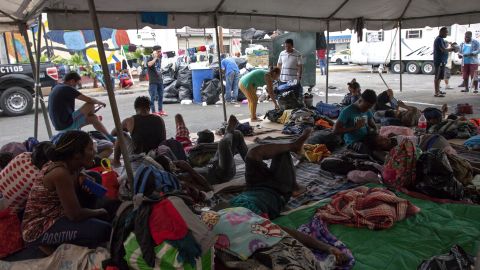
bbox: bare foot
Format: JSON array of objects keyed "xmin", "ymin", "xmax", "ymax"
[
  {"xmin": 292, "ymin": 184, "xmax": 307, "ymax": 197},
  {"xmin": 226, "ymin": 115, "xmax": 239, "ymax": 133},
  {"xmin": 292, "ymin": 128, "xmax": 313, "ymax": 154},
  {"xmin": 251, "ymin": 118, "xmax": 263, "ymax": 122},
  {"xmin": 441, "ymin": 104, "xmax": 448, "ymax": 118}
]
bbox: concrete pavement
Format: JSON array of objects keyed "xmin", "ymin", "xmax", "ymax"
[{"xmin": 0, "ymin": 66, "xmax": 479, "ymax": 147}]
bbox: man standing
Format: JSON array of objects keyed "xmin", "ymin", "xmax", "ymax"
[
  {"xmin": 147, "ymin": 45, "xmax": 166, "ymax": 115},
  {"xmin": 317, "ymin": 48, "xmax": 327, "ymax": 75},
  {"xmin": 48, "ymin": 72, "xmax": 114, "ymax": 141},
  {"xmin": 459, "ymin": 31, "xmax": 480, "ymax": 93},
  {"xmin": 433, "ymin": 27, "xmax": 454, "ymax": 98},
  {"xmin": 221, "ymin": 56, "xmax": 240, "ymax": 103},
  {"xmin": 277, "ymin": 39, "xmax": 303, "ymax": 97}
]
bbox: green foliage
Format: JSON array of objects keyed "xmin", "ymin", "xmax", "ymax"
[
  {"xmin": 81, "ymin": 64, "xmax": 97, "ymax": 79},
  {"xmin": 68, "ymin": 53, "xmax": 86, "ymax": 69},
  {"xmin": 40, "ymin": 54, "xmax": 49, "ymax": 62}
]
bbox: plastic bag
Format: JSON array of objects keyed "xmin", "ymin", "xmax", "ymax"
[
  {"xmin": 418, "ymin": 245, "xmax": 474, "ymax": 270},
  {"xmin": 163, "ymin": 82, "xmax": 179, "ymax": 99},
  {"xmin": 201, "ymin": 79, "xmax": 221, "ymax": 105},
  {"xmin": 178, "ymin": 86, "xmax": 193, "ymax": 101},
  {"xmin": 162, "ymin": 63, "xmax": 175, "ymax": 86},
  {"xmin": 175, "ymin": 64, "xmax": 192, "ymax": 89}
]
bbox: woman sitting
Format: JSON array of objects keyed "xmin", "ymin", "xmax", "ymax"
[
  {"xmin": 22, "ymin": 130, "xmax": 110, "ymax": 248},
  {"xmin": 0, "ymin": 142, "xmax": 51, "ymax": 213}
]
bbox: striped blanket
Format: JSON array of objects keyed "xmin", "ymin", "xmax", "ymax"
[{"xmin": 317, "ymin": 186, "xmax": 421, "ymax": 230}]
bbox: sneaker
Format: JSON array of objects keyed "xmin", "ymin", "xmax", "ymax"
[
  {"xmin": 445, "ymin": 85, "xmax": 453, "ymax": 89},
  {"xmin": 474, "ymin": 90, "xmax": 479, "ymax": 94},
  {"xmin": 461, "ymin": 89, "xmax": 469, "ymax": 93},
  {"xmin": 230, "ymin": 101, "xmax": 238, "ymax": 105},
  {"xmin": 439, "ymin": 91, "xmax": 447, "ymax": 95}
]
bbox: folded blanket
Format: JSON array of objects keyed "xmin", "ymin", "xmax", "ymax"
[{"xmin": 317, "ymin": 187, "xmax": 420, "ymax": 230}]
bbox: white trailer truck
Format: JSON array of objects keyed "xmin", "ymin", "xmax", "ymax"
[{"xmin": 350, "ymin": 24, "xmax": 480, "ymax": 74}]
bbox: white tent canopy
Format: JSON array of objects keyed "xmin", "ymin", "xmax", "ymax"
[{"xmin": 2, "ymin": 0, "xmax": 480, "ymax": 33}]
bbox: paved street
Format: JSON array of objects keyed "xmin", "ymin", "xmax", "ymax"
[{"xmin": 0, "ymin": 66, "xmax": 479, "ymax": 147}]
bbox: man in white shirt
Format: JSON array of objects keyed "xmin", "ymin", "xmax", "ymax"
[{"xmin": 277, "ymin": 39, "xmax": 303, "ymax": 98}]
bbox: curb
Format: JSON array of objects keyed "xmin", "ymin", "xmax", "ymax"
[{"xmin": 86, "ymin": 88, "xmax": 149, "ymax": 98}]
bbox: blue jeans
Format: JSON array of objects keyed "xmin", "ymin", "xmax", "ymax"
[
  {"xmin": 148, "ymin": 82, "xmax": 164, "ymax": 112},
  {"xmin": 319, "ymin": 59, "xmax": 326, "ymax": 75},
  {"xmin": 225, "ymin": 71, "xmax": 240, "ymax": 102},
  {"xmin": 29, "ymin": 217, "xmax": 111, "ymax": 248}
]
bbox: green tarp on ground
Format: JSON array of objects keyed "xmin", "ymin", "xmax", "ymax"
[{"xmin": 274, "ymin": 187, "xmax": 480, "ymax": 270}]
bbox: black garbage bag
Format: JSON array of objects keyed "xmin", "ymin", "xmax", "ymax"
[
  {"xmin": 278, "ymin": 90, "xmax": 302, "ymax": 110},
  {"xmin": 417, "ymin": 245, "xmax": 474, "ymax": 270},
  {"xmin": 237, "ymin": 90, "xmax": 246, "ymax": 101},
  {"xmin": 241, "ymin": 28, "xmax": 256, "ymax": 40},
  {"xmin": 201, "ymin": 79, "xmax": 221, "ymax": 105},
  {"xmin": 415, "ymin": 149, "xmax": 464, "ymax": 200},
  {"xmin": 264, "ymin": 109, "xmax": 284, "ymax": 123},
  {"xmin": 178, "ymin": 86, "xmax": 193, "ymax": 101},
  {"xmin": 163, "ymin": 82, "xmax": 179, "ymax": 99},
  {"xmin": 162, "ymin": 63, "xmax": 175, "ymax": 86},
  {"xmin": 175, "ymin": 64, "xmax": 192, "ymax": 89}
]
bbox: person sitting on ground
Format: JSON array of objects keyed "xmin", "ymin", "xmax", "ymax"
[
  {"xmin": 334, "ymin": 90, "xmax": 377, "ymax": 154},
  {"xmin": 48, "ymin": 72, "xmax": 114, "ymax": 142},
  {"xmin": 193, "ymin": 115, "xmax": 249, "ymax": 185},
  {"xmin": 239, "ymin": 67, "xmax": 281, "ymax": 122},
  {"xmin": 341, "ymin": 79, "xmax": 361, "ymax": 106},
  {"xmin": 0, "ymin": 142, "xmax": 51, "ymax": 213},
  {"xmin": 112, "ymin": 96, "xmax": 166, "ymax": 167},
  {"xmin": 118, "ymin": 69, "xmax": 133, "ymax": 89},
  {"xmin": 225, "ymin": 127, "xmax": 312, "ymax": 219},
  {"xmin": 374, "ymin": 89, "xmax": 397, "ymax": 111},
  {"xmin": 365, "ymin": 133, "xmax": 457, "ymax": 163},
  {"xmin": 22, "ymin": 130, "xmax": 111, "ymax": 249}
]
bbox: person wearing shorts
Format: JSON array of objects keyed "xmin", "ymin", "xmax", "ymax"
[
  {"xmin": 433, "ymin": 27, "xmax": 454, "ymax": 97},
  {"xmin": 459, "ymin": 31, "xmax": 480, "ymax": 93},
  {"xmin": 48, "ymin": 72, "xmax": 114, "ymax": 141}
]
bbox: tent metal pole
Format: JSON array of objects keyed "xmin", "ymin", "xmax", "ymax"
[
  {"xmin": 214, "ymin": 14, "xmax": 227, "ymax": 122},
  {"xmin": 326, "ymin": 21, "xmax": 330, "ymax": 103},
  {"xmin": 398, "ymin": 20, "xmax": 403, "ymax": 92},
  {"xmin": 87, "ymin": 0, "xmax": 135, "ymax": 190},
  {"xmin": 34, "ymin": 14, "xmax": 53, "ymax": 138}
]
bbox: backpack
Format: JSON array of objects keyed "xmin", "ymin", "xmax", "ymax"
[
  {"xmin": 315, "ymin": 101, "xmax": 342, "ymax": 119},
  {"xmin": 278, "ymin": 90, "xmax": 302, "ymax": 110},
  {"xmin": 382, "ymin": 139, "xmax": 420, "ymax": 189},
  {"xmin": 415, "ymin": 149, "xmax": 464, "ymax": 200},
  {"xmin": 133, "ymin": 164, "xmax": 181, "ymax": 197},
  {"xmin": 264, "ymin": 109, "xmax": 285, "ymax": 123},
  {"xmin": 446, "ymin": 153, "xmax": 473, "ymax": 186}
]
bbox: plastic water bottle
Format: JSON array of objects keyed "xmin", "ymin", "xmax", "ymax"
[{"xmin": 417, "ymin": 114, "xmax": 427, "ymax": 134}]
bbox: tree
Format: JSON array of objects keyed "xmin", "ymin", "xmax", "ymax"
[
  {"xmin": 81, "ymin": 64, "xmax": 99, "ymax": 88},
  {"xmin": 68, "ymin": 53, "xmax": 86, "ymax": 72}
]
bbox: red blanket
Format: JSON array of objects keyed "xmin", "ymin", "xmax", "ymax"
[{"xmin": 317, "ymin": 187, "xmax": 420, "ymax": 230}]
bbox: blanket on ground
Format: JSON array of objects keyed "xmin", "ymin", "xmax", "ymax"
[
  {"xmin": 274, "ymin": 185, "xmax": 480, "ymax": 270},
  {"xmin": 316, "ymin": 187, "xmax": 421, "ymax": 230},
  {"xmin": 0, "ymin": 244, "xmax": 108, "ymax": 270}
]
